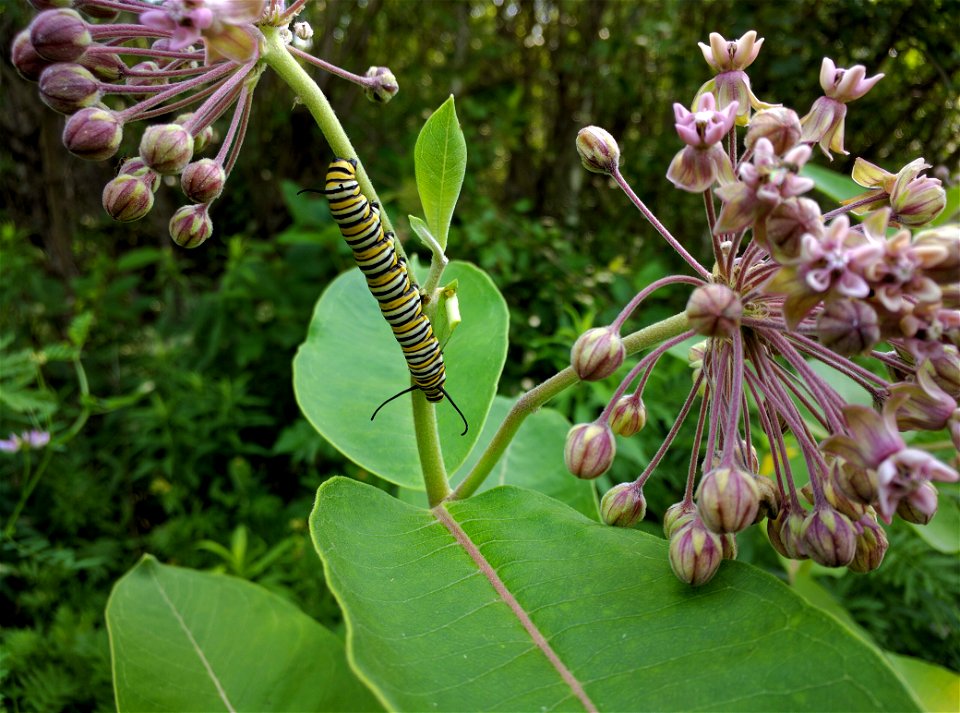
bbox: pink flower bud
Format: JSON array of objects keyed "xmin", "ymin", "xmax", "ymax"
[
  {"xmin": 174, "ymin": 113, "xmax": 215, "ymax": 153},
  {"xmin": 102, "ymin": 175, "xmax": 154, "ymax": 222},
  {"xmin": 180, "ymin": 159, "xmax": 226, "ymax": 203},
  {"xmin": 669, "ymin": 517, "xmax": 723, "ymax": 586},
  {"xmin": 686, "ymin": 283, "xmax": 742, "ymax": 338},
  {"xmin": 118, "ymin": 157, "xmax": 160, "ymax": 192},
  {"xmin": 576, "ymin": 126, "xmax": 620, "ymax": 174},
  {"xmin": 29, "ymin": 9, "xmax": 91, "ymax": 63},
  {"xmin": 600, "ymin": 483, "xmax": 646, "ymax": 527},
  {"xmin": 78, "ymin": 50, "xmax": 125, "ymax": 82},
  {"xmin": 767, "ymin": 507, "xmax": 808, "ymax": 560},
  {"xmin": 895, "ymin": 481, "xmax": 938, "ymax": 525},
  {"xmin": 570, "ymin": 327, "xmax": 625, "ymax": 381},
  {"xmin": 835, "ymin": 462, "xmax": 880, "ymax": 505},
  {"xmin": 848, "ymin": 518, "xmax": 888, "ymax": 573},
  {"xmin": 765, "ymin": 197, "xmax": 823, "ymax": 262},
  {"xmin": 563, "ymin": 422, "xmax": 616, "ymax": 479},
  {"xmin": 889, "ymin": 159, "xmax": 946, "ymax": 227},
  {"xmin": 62, "ymin": 106, "xmax": 123, "ymax": 160},
  {"xmin": 11, "ymin": 29, "xmax": 52, "ymax": 82},
  {"xmin": 696, "ymin": 466, "xmax": 760, "ymax": 534},
  {"xmin": 125, "ymin": 61, "xmax": 167, "ymax": 99},
  {"xmin": 363, "ymin": 66, "xmax": 399, "ymax": 103},
  {"xmin": 662, "ymin": 500, "xmax": 697, "ymax": 538},
  {"xmin": 745, "ymin": 108, "xmax": 802, "ymax": 155},
  {"xmin": 39, "ymin": 63, "xmax": 101, "ymax": 114},
  {"xmin": 753, "ymin": 475, "xmax": 782, "ymax": 524},
  {"xmin": 169, "ymin": 203, "xmax": 213, "ymax": 248},
  {"xmin": 816, "ymin": 299, "xmax": 880, "ymax": 356},
  {"xmin": 140, "ymin": 123, "xmax": 195, "ymax": 175},
  {"xmin": 801, "ymin": 507, "xmax": 857, "ymax": 567},
  {"xmin": 608, "ymin": 392, "xmax": 646, "ymax": 437}
]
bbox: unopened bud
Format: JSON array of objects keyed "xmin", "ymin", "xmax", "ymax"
[
  {"xmin": 174, "ymin": 113, "xmax": 215, "ymax": 153},
  {"xmin": 600, "ymin": 483, "xmax": 646, "ymax": 527},
  {"xmin": 663, "ymin": 500, "xmax": 697, "ymax": 538},
  {"xmin": 140, "ymin": 123, "xmax": 195, "ymax": 175},
  {"xmin": 895, "ymin": 481, "xmax": 938, "ymax": 525},
  {"xmin": 753, "ymin": 475, "xmax": 781, "ymax": 524},
  {"xmin": 686, "ymin": 283, "xmax": 742, "ymax": 337},
  {"xmin": 848, "ymin": 518, "xmax": 888, "ymax": 573},
  {"xmin": 563, "ymin": 422, "xmax": 616, "ymax": 479},
  {"xmin": 118, "ymin": 157, "xmax": 160, "ymax": 192},
  {"xmin": 891, "ymin": 165, "xmax": 946, "ymax": 227},
  {"xmin": 765, "ymin": 197, "xmax": 823, "ymax": 262},
  {"xmin": 801, "ymin": 507, "xmax": 856, "ymax": 567},
  {"xmin": 767, "ymin": 507, "xmax": 808, "ymax": 560},
  {"xmin": 835, "ymin": 463, "xmax": 880, "ymax": 505},
  {"xmin": 745, "ymin": 108, "xmax": 802, "ymax": 155},
  {"xmin": 102, "ymin": 175, "xmax": 154, "ymax": 222},
  {"xmin": 363, "ymin": 66, "xmax": 399, "ymax": 103},
  {"xmin": 293, "ymin": 21, "xmax": 314, "ymax": 40},
  {"xmin": 669, "ymin": 517, "xmax": 723, "ymax": 586},
  {"xmin": 39, "ymin": 63, "xmax": 101, "ymax": 114},
  {"xmin": 180, "ymin": 159, "xmax": 226, "ymax": 204},
  {"xmin": 29, "ymin": 9, "xmax": 91, "ymax": 63},
  {"xmin": 125, "ymin": 61, "xmax": 167, "ymax": 98},
  {"xmin": 696, "ymin": 466, "xmax": 760, "ymax": 534},
  {"xmin": 11, "ymin": 29, "xmax": 52, "ymax": 82},
  {"xmin": 817, "ymin": 299, "xmax": 880, "ymax": 356},
  {"xmin": 571, "ymin": 327, "xmax": 625, "ymax": 380},
  {"xmin": 608, "ymin": 392, "xmax": 646, "ymax": 437},
  {"xmin": 914, "ymin": 227, "xmax": 960, "ymax": 289},
  {"xmin": 62, "ymin": 106, "xmax": 123, "ymax": 160},
  {"xmin": 688, "ymin": 340, "xmax": 707, "ymax": 367},
  {"xmin": 576, "ymin": 126, "xmax": 620, "ymax": 174},
  {"xmin": 169, "ymin": 203, "xmax": 213, "ymax": 248},
  {"xmin": 78, "ymin": 50, "xmax": 125, "ymax": 82}
]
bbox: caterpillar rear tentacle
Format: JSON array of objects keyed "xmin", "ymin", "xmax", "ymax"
[{"xmin": 305, "ymin": 157, "xmax": 468, "ymax": 436}]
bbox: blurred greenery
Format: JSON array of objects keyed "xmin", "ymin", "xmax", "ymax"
[{"xmin": 1, "ymin": 0, "xmax": 958, "ymax": 710}]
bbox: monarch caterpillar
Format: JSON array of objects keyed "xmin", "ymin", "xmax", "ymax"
[{"xmin": 299, "ymin": 158, "xmax": 468, "ymax": 435}]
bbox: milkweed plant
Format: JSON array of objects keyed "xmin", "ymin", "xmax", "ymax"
[{"xmin": 10, "ymin": 0, "xmax": 960, "ymax": 709}]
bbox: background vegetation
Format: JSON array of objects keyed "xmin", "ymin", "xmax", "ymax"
[{"xmin": 1, "ymin": 0, "xmax": 958, "ymax": 710}]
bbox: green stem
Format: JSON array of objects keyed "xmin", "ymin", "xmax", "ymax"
[
  {"xmin": 448, "ymin": 312, "xmax": 690, "ymax": 502},
  {"xmin": 412, "ymin": 390, "xmax": 450, "ymax": 506},
  {"xmin": 260, "ymin": 25, "xmax": 405, "ymax": 258}
]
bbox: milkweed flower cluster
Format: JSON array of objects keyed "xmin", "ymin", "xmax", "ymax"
[
  {"xmin": 12, "ymin": 0, "xmax": 398, "ymax": 248},
  {"xmin": 570, "ymin": 31, "xmax": 957, "ymax": 585},
  {"xmin": 0, "ymin": 430, "xmax": 52, "ymax": 453}
]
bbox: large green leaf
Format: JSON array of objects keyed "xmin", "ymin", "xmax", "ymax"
[
  {"xmin": 802, "ymin": 163, "xmax": 861, "ymax": 203},
  {"xmin": 885, "ymin": 653, "xmax": 960, "ymax": 713},
  {"xmin": 310, "ymin": 478, "xmax": 920, "ymax": 712},
  {"xmin": 414, "ymin": 96, "xmax": 466, "ymax": 249},
  {"xmin": 293, "ymin": 261, "xmax": 508, "ymax": 489},
  {"xmin": 106, "ymin": 555, "xmax": 379, "ymax": 712}
]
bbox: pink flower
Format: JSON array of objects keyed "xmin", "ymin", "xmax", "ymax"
[
  {"xmin": 666, "ymin": 93, "xmax": 737, "ymax": 192},
  {"xmin": 140, "ymin": 0, "xmax": 265, "ymax": 63},
  {"xmin": 801, "ymin": 58, "xmax": 884, "ymax": 159},
  {"xmin": 695, "ymin": 31, "xmax": 777, "ymax": 122},
  {"xmin": 0, "ymin": 430, "xmax": 51, "ymax": 453}
]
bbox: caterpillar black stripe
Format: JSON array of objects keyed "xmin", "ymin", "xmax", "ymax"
[{"xmin": 299, "ymin": 158, "xmax": 468, "ymax": 435}]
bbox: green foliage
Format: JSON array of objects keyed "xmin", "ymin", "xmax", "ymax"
[{"xmin": 414, "ymin": 96, "xmax": 467, "ymax": 250}]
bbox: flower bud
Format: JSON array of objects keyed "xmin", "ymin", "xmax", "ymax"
[
  {"xmin": 765, "ymin": 197, "xmax": 823, "ymax": 262},
  {"xmin": 835, "ymin": 462, "xmax": 880, "ymax": 505},
  {"xmin": 169, "ymin": 203, "xmax": 213, "ymax": 248},
  {"xmin": 687, "ymin": 340, "xmax": 707, "ymax": 367},
  {"xmin": 696, "ymin": 466, "xmax": 760, "ymax": 534},
  {"xmin": 118, "ymin": 157, "xmax": 161, "ymax": 192},
  {"xmin": 752, "ymin": 475, "xmax": 781, "ymax": 524},
  {"xmin": 848, "ymin": 518, "xmax": 888, "ymax": 573},
  {"xmin": 801, "ymin": 507, "xmax": 856, "ymax": 567},
  {"xmin": 29, "ymin": 9, "xmax": 91, "ymax": 63},
  {"xmin": 895, "ymin": 481, "xmax": 938, "ymax": 525},
  {"xmin": 669, "ymin": 517, "xmax": 723, "ymax": 586},
  {"xmin": 174, "ymin": 113, "xmax": 215, "ymax": 153},
  {"xmin": 39, "ymin": 63, "xmax": 101, "ymax": 114},
  {"xmin": 913, "ymin": 227, "xmax": 960, "ymax": 288},
  {"xmin": 125, "ymin": 61, "xmax": 167, "ymax": 98},
  {"xmin": 563, "ymin": 422, "xmax": 616, "ymax": 479},
  {"xmin": 890, "ymin": 161, "xmax": 946, "ymax": 227},
  {"xmin": 363, "ymin": 66, "xmax": 399, "ymax": 103},
  {"xmin": 180, "ymin": 159, "xmax": 226, "ymax": 204},
  {"xmin": 600, "ymin": 483, "xmax": 647, "ymax": 527},
  {"xmin": 720, "ymin": 533, "xmax": 738, "ymax": 560},
  {"xmin": 102, "ymin": 174, "xmax": 154, "ymax": 222},
  {"xmin": 685, "ymin": 283, "xmax": 742, "ymax": 337},
  {"xmin": 744, "ymin": 108, "xmax": 802, "ymax": 155},
  {"xmin": 570, "ymin": 327, "xmax": 625, "ymax": 381},
  {"xmin": 62, "ymin": 106, "xmax": 123, "ymax": 161},
  {"xmin": 608, "ymin": 392, "xmax": 646, "ymax": 437},
  {"xmin": 767, "ymin": 507, "xmax": 808, "ymax": 560},
  {"xmin": 663, "ymin": 500, "xmax": 697, "ymax": 538},
  {"xmin": 140, "ymin": 123, "xmax": 195, "ymax": 175},
  {"xmin": 816, "ymin": 299, "xmax": 880, "ymax": 356},
  {"xmin": 576, "ymin": 126, "xmax": 620, "ymax": 174},
  {"xmin": 78, "ymin": 50, "xmax": 125, "ymax": 82},
  {"xmin": 11, "ymin": 29, "xmax": 52, "ymax": 82}
]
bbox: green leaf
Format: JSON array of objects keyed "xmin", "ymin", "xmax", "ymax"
[
  {"xmin": 414, "ymin": 96, "xmax": 466, "ymax": 250},
  {"xmin": 310, "ymin": 478, "xmax": 920, "ymax": 712},
  {"xmin": 67, "ymin": 311, "xmax": 94, "ymax": 348},
  {"xmin": 106, "ymin": 555, "xmax": 380, "ymax": 712},
  {"xmin": 293, "ymin": 261, "xmax": 508, "ymax": 489},
  {"xmin": 884, "ymin": 653, "xmax": 960, "ymax": 713},
  {"xmin": 407, "ymin": 215, "xmax": 441, "ymax": 257},
  {"xmin": 802, "ymin": 163, "xmax": 861, "ymax": 203}
]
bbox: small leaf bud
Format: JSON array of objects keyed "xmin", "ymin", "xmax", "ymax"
[
  {"xmin": 363, "ymin": 66, "xmax": 399, "ymax": 103},
  {"xmin": 816, "ymin": 299, "xmax": 880, "ymax": 356},
  {"xmin": 39, "ymin": 63, "xmax": 101, "ymax": 114},
  {"xmin": 895, "ymin": 481, "xmax": 938, "ymax": 525},
  {"xmin": 29, "ymin": 9, "xmax": 91, "ymax": 63},
  {"xmin": 169, "ymin": 203, "xmax": 213, "ymax": 248},
  {"xmin": 140, "ymin": 123, "xmax": 195, "ymax": 175},
  {"xmin": 686, "ymin": 283, "xmax": 742, "ymax": 337},
  {"xmin": 576, "ymin": 126, "xmax": 620, "ymax": 174},
  {"xmin": 180, "ymin": 159, "xmax": 226, "ymax": 204},
  {"xmin": 62, "ymin": 106, "xmax": 123, "ymax": 161},
  {"xmin": 563, "ymin": 422, "xmax": 616, "ymax": 479},
  {"xmin": 720, "ymin": 533, "xmax": 738, "ymax": 560},
  {"xmin": 12, "ymin": 29, "xmax": 52, "ymax": 82},
  {"xmin": 848, "ymin": 518, "xmax": 888, "ymax": 573},
  {"xmin": 801, "ymin": 507, "xmax": 856, "ymax": 567},
  {"xmin": 608, "ymin": 392, "xmax": 646, "ymax": 437},
  {"xmin": 600, "ymin": 483, "xmax": 646, "ymax": 527},
  {"xmin": 570, "ymin": 327, "xmax": 625, "ymax": 381},
  {"xmin": 663, "ymin": 500, "xmax": 697, "ymax": 538},
  {"xmin": 669, "ymin": 517, "xmax": 723, "ymax": 586},
  {"xmin": 697, "ymin": 466, "xmax": 760, "ymax": 534},
  {"xmin": 102, "ymin": 174, "xmax": 154, "ymax": 222}
]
